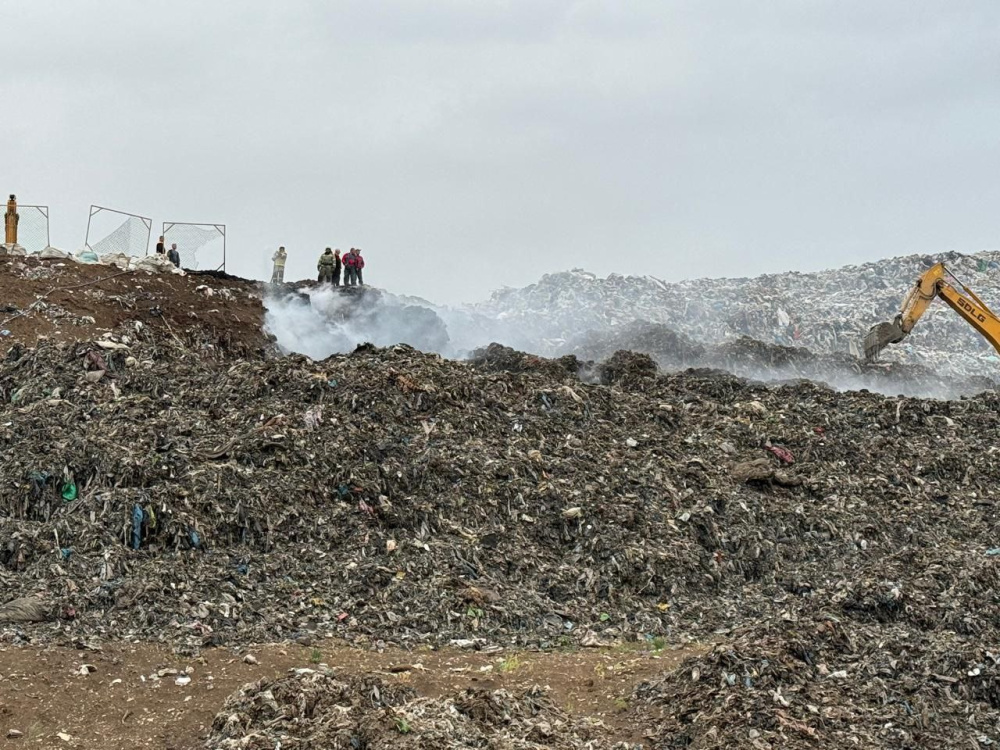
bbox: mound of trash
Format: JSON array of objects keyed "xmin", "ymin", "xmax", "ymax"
[
  {"xmin": 4, "ymin": 321, "xmax": 1000, "ymax": 742},
  {"xmin": 562, "ymin": 322, "xmax": 997, "ymax": 398},
  {"xmin": 633, "ymin": 615, "xmax": 1000, "ymax": 748},
  {"xmin": 1, "ymin": 331, "xmax": 998, "ymax": 662},
  {"xmin": 562, "ymin": 321, "xmax": 706, "ymax": 367},
  {"xmin": 468, "ymin": 342, "xmax": 581, "ymax": 378},
  {"xmin": 207, "ymin": 669, "xmax": 622, "ymax": 749},
  {"xmin": 474, "ymin": 251, "xmax": 1000, "ymax": 380}
]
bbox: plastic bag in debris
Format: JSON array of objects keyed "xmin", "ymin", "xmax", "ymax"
[
  {"xmin": 130, "ymin": 505, "xmax": 144, "ymax": 550},
  {"xmin": 766, "ymin": 445, "xmax": 794, "ymax": 464},
  {"xmin": 99, "ymin": 252, "xmax": 132, "ymax": 270},
  {"xmin": 37, "ymin": 246, "xmax": 70, "ymax": 260},
  {"xmin": 134, "ymin": 254, "xmax": 183, "ymax": 275}
]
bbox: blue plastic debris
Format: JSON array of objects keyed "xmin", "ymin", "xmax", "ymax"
[{"xmin": 131, "ymin": 505, "xmax": 144, "ymax": 550}]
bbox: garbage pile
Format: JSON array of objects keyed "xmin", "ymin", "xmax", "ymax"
[
  {"xmin": 561, "ymin": 321, "xmax": 707, "ymax": 368},
  {"xmin": 3, "ymin": 243, "xmax": 187, "ymax": 273},
  {"xmin": 206, "ymin": 668, "xmax": 622, "ymax": 749},
  {"xmin": 471, "ymin": 251, "xmax": 1000, "ymax": 380},
  {"xmin": 633, "ymin": 615, "xmax": 1000, "ymax": 749},
  {"xmin": 5, "ymin": 316, "xmax": 1000, "ymax": 742},
  {"xmin": 561, "ymin": 320, "xmax": 997, "ymax": 398},
  {"xmin": 0, "ymin": 328, "xmax": 997, "ymax": 663}
]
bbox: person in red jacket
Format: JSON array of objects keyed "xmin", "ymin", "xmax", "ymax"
[
  {"xmin": 343, "ymin": 248, "xmax": 366, "ymax": 286},
  {"xmin": 354, "ymin": 248, "xmax": 365, "ymax": 286},
  {"xmin": 342, "ymin": 248, "xmax": 356, "ymax": 285}
]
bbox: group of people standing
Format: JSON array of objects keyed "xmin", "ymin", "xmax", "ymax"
[
  {"xmin": 317, "ymin": 247, "xmax": 365, "ymax": 286},
  {"xmin": 155, "ymin": 235, "xmax": 182, "ymax": 268},
  {"xmin": 269, "ymin": 246, "xmax": 366, "ymax": 287}
]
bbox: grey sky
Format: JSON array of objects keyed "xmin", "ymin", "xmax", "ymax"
[{"xmin": 4, "ymin": 1, "xmax": 999, "ymax": 303}]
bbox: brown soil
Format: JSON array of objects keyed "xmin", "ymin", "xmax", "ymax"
[
  {"xmin": 0, "ymin": 258, "xmax": 269, "ymax": 353},
  {"xmin": 0, "ymin": 641, "xmax": 695, "ymax": 749}
]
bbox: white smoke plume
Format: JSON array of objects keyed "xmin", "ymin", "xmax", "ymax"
[
  {"xmin": 264, "ymin": 285, "xmax": 456, "ymax": 358},
  {"xmin": 263, "ymin": 285, "xmax": 988, "ymax": 400}
]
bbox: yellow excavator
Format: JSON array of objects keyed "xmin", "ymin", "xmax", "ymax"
[{"xmin": 864, "ymin": 262, "xmax": 1000, "ymax": 362}]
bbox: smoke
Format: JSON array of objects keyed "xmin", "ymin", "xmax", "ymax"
[
  {"xmin": 692, "ymin": 359, "xmax": 975, "ymax": 400},
  {"xmin": 263, "ymin": 280, "xmax": 558, "ymax": 360},
  {"xmin": 263, "ymin": 285, "xmax": 990, "ymax": 400},
  {"xmin": 264, "ymin": 287, "xmax": 352, "ymax": 360},
  {"xmin": 264, "ymin": 285, "xmax": 453, "ymax": 358}
]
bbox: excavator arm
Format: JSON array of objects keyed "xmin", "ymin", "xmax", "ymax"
[{"xmin": 864, "ymin": 262, "xmax": 1000, "ymax": 362}]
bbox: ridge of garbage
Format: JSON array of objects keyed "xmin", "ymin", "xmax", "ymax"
[{"xmin": 470, "ymin": 250, "xmax": 1000, "ymax": 382}]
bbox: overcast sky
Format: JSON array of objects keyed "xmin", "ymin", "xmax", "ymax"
[{"xmin": 4, "ymin": 1, "xmax": 999, "ymax": 303}]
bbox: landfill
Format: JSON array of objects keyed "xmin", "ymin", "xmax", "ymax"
[
  {"xmin": 4, "ymin": 250, "xmax": 1000, "ymax": 747},
  {"xmin": 560, "ymin": 320, "xmax": 997, "ymax": 398},
  {"xmin": 470, "ymin": 250, "xmax": 1000, "ymax": 381}
]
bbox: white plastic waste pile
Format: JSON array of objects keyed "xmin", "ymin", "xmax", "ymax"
[
  {"xmin": 29, "ymin": 247, "xmax": 187, "ymax": 275},
  {"xmin": 471, "ymin": 250, "xmax": 1000, "ymax": 379}
]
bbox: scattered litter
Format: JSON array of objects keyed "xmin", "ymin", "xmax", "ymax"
[{"xmin": 206, "ymin": 669, "xmax": 627, "ymax": 749}]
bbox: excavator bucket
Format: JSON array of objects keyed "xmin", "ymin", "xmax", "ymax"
[{"xmin": 863, "ymin": 320, "xmax": 906, "ymax": 362}]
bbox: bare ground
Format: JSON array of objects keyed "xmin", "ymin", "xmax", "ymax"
[{"xmin": 0, "ymin": 641, "xmax": 696, "ymax": 749}]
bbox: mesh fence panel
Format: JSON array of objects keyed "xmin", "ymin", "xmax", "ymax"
[
  {"xmin": 86, "ymin": 206, "xmax": 151, "ymax": 258},
  {"xmin": 18, "ymin": 205, "xmax": 49, "ymax": 253},
  {"xmin": 162, "ymin": 223, "xmax": 225, "ymax": 270}
]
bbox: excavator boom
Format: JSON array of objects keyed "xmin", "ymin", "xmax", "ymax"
[{"xmin": 864, "ymin": 262, "xmax": 1000, "ymax": 362}]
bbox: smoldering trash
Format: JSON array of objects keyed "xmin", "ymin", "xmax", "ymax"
[{"xmin": 4, "ymin": 250, "xmax": 1000, "ymax": 748}]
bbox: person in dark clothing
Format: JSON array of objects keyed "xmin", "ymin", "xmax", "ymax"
[
  {"xmin": 167, "ymin": 243, "xmax": 181, "ymax": 268},
  {"xmin": 332, "ymin": 249, "xmax": 342, "ymax": 286},
  {"xmin": 155, "ymin": 235, "xmax": 165, "ymax": 255},
  {"xmin": 317, "ymin": 248, "xmax": 337, "ymax": 283}
]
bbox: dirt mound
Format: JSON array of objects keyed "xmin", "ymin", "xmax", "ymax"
[
  {"xmin": 207, "ymin": 668, "xmax": 623, "ymax": 749},
  {"xmin": 0, "ymin": 255, "xmax": 269, "ymax": 355}
]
